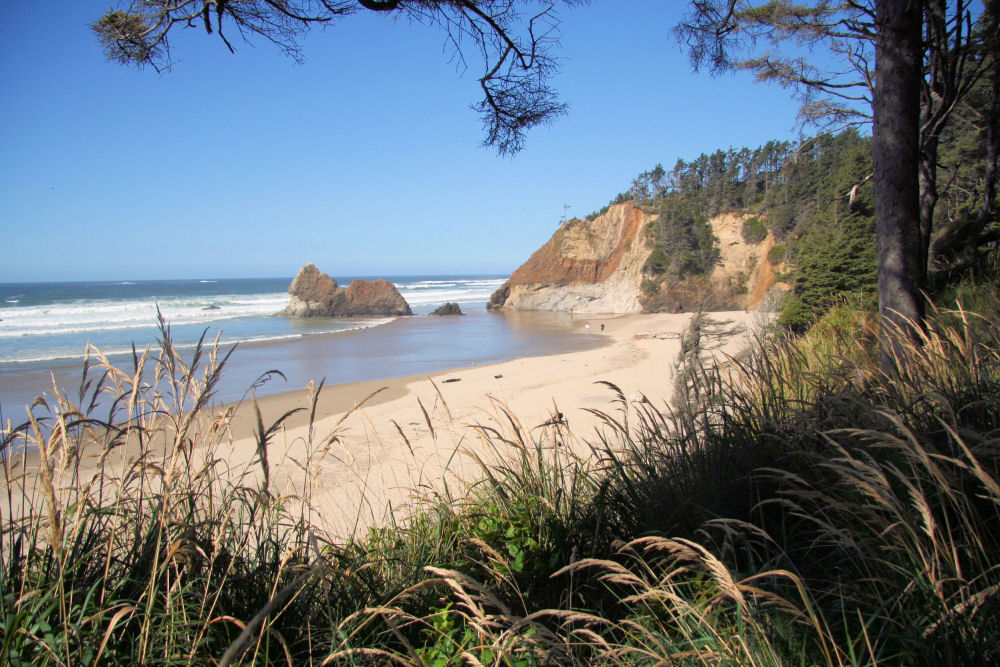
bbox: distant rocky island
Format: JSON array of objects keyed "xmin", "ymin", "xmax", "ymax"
[{"xmin": 278, "ymin": 263, "xmax": 412, "ymax": 317}]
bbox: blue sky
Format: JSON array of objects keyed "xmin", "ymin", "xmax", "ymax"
[{"xmin": 1, "ymin": 2, "xmax": 806, "ymax": 282}]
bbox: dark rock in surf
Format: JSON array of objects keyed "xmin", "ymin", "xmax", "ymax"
[{"xmin": 431, "ymin": 302, "xmax": 464, "ymax": 316}]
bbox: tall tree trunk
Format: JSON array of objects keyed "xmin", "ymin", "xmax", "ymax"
[
  {"xmin": 873, "ymin": 0, "xmax": 925, "ymax": 367},
  {"xmin": 918, "ymin": 134, "xmax": 939, "ymax": 284},
  {"xmin": 918, "ymin": 0, "xmax": 946, "ymax": 284},
  {"xmin": 978, "ymin": 3, "xmax": 1000, "ymax": 231}
]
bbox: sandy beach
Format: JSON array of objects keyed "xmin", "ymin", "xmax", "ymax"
[
  {"xmin": 214, "ymin": 310, "xmax": 757, "ymax": 537},
  {"xmin": 3, "ymin": 310, "xmax": 758, "ymax": 538}
]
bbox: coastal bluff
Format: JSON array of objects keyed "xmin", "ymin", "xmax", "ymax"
[
  {"xmin": 278, "ymin": 264, "xmax": 412, "ymax": 317},
  {"xmin": 488, "ymin": 202, "xmax": 785, "ymax": 314},
  {"xmin": 488, "ymin": 202, "xmax": 656, "ymax": 313}
]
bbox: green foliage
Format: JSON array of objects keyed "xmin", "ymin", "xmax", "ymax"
[
  {"xmin": 777, "ymin": 295, "xmax": 815, "ymax": 331},
  {"xmin": 643, "ymin": 247, "xmax": 670, "ymax": 275},
  {"xmin": 9, "ymin": 288, "xmax": 1000, "ymax": 665},
  {"xmin": 781, "ymin": 207, "xmax": 876, "ymax": 328},
  {"xmin": 801, "ymin": 298, "xmax": 878, "ymax": 365},
  {"xmin": 645, "ymin": 199, "xmax": 720, "ymax": 278},
  {"xmin": 741, "ymin": 216, "xmax": 768, "ymax": 244},
  {"xmin": 470, "ymin": 494, "xmax": 561, "ymax": 581},
  {"xmin": 767, "ymin": 242, "xmax": 786, "ymax": 264},
  {"xmin": 641, "ymin": 278, "xmax": 660, "ymax": 296},
  {"xmin": 415, "ymin": 603, "xmax": 538, "ymax": 666},
  {"xmin": 617, "ymin": 128, "xmax": 877, "ymax": 316},
  {"xmin": 91, "ymin": 10, "xmax": 158, "ymax": 65}
]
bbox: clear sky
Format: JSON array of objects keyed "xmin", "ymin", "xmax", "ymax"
[{"xmin": 1, "ymin": 1, "xmax": 807, "ymax": 282}]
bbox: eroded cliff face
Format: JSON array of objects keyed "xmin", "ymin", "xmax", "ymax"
[
  {"xmin": 489, "ymin": 205, "xmax": 787, "ymax": 314},
  {"xmin": 488, "ymin": 202, "xmax": 657, "ymax": 313},
  {"xmin": 708, "ymin": 212, "xmax": 788, "ymax": 307},
  {"xmin": 641, "ymin": 212, "xmax": 787, "ymax": 312}
]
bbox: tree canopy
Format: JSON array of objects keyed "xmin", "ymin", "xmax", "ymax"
[{"xmin": 92, "ymin": 0, "xmax": 583, "ymax": 155}]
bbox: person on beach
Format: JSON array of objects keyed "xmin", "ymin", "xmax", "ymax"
[
  {"xmin": 600, "ymin": 323, "xmax": 605, "ymax": 332},
  {"xmin": 585, "ymin": 323, "xmax": 590, "ymax": 331}
]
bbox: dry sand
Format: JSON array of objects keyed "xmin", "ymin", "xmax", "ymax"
[
  {"xmin": 214, "ymin": 310, "xmax": 758, "ymax": 537},
  {"xmin": 5, "ymin": 311, "xmax": 759, "ymax": 538}
]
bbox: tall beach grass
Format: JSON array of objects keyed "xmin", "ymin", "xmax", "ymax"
[{"xmin": 2, "ymin": 302, "xmax": 999, "ymax": 665}]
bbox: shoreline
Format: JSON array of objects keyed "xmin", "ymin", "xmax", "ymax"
[
  {"xmin": 6, "ymin": 310, "xmax": 758, "ymax": 539},
  {"xmin": 0, "ymin": 307, "xmax": 604, "ymax": 416},
  {"xmin": 219, "ymin": 311, "xmax": 756, "ymax": 536},
  {"xmin": 220, "ymin": 313, "xmax": 625, "ymax": 442}
]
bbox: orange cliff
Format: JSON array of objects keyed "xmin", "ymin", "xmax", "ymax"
[
  {"xmin": 488, "ymin": 203, "xmax": 787, "ymax": 314},
  {"xmin": 488, "ymin": 202, "xmax": 657, "ymax": 313}
]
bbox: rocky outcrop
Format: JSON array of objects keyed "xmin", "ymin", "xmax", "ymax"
[
  {"xmin": 431, "ymin": 302, "xmax": 464, "ymax": 316},
  {"xmin": 489, "ymin": 204, "xmax": 788, "ymax": 315},
  {"xmin": 488, "ymin": 202, "xmax": 657, "ymax": 313},
  {"xmin": 278, "ymin": 263, "xmax": 412, "ymax": 317}
]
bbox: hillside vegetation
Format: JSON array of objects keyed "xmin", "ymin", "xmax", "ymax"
[
  {"xmin": 5, "ymin": 96, "xmax": 1000, "ymax": 667},
  {"xmin": 3, "ymin": 260, "xmax": 1000, "ymax": 664},
  {"xmin": 610, "ymin": 120, "xmax": 995, "ymax": 331}
]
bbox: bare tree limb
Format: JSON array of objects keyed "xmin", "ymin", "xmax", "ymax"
[{"xmin": 92, "ymin": 0, "xmax": 583, "ymax": 154}]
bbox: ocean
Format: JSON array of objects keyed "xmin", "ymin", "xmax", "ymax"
[{"xmin": 0, "ymin": 276, "xmax": 604, "ymax": 417}]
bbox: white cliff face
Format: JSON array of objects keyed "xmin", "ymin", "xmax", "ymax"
[{"xmin": 709, "ymin": 212, "xmax": 787, "ymax": 306}]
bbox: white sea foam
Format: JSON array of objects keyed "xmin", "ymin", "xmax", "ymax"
[
  {"xmin": 0, "ymin": 315, "xmax": 396, "ymax": 363},
  {"xmin": 395, "ymin": 278, "xmax": 506, "ymax": 307},
  {"xmin": 0, "ymin": 293, "xmax": 290, "ymax": 339},
  {"xmin": 0, "ymin": 277, "xmax": 507, "ymax": 365}
]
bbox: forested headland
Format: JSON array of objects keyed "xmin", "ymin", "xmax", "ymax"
[{"xmin": 594, "ymin": 108, "xmax": 997, "ymax": 329}]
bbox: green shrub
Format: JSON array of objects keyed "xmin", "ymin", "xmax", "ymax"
[
  {"xmin": 643, "ymin": 248, "xmax": 670, "ymax": 275},
  {"xmin": 768, "ymin": 242, "xmax": 786, "ymax": 264},
  {"xmin": 585, "ymin": 205, "xmax": 609, "ymax": 221},
  {"xmin": 741, "ymin": 216, "xmax": 768, "ymax": 244},
  {"xmin": 9, "ymin": 293, "xmax": 1000, "ymax": 666},
  {"xmin": 777, "ymin": 294, "xmax": 814, "ymax": 332},
  {"xmin": 641, "ymin": 279, "xmax": 660, "ymax": 295}
]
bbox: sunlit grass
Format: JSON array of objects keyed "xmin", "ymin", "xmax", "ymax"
[{"xmin": 3, "ymin": 301, "xmax": 999, "ymax": 665}]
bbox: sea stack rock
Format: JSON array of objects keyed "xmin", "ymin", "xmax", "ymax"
[
  {"xmin": 278, "ymin": 263, "xmax": 412, "ymax": 317},
  {"xmin": 430, "ymin": 302, "xmax": 464, "ymax": 316}
]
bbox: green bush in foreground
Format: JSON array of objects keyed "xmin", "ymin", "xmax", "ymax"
[{"xmin": 3, "ymin": 302, "xmax": 1000, "ymax": 665}]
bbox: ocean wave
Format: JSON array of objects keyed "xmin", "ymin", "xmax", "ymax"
[
  {"xmin": 0, "ymin": 277, "xmax": 504, "ymax": 365},
  {"xmin": 400, "ymin": 288, "xmax": 502, "ymax": 306},
  {"xmin": 0, "ymin": 316, "xmax": 396, "ymax": 364},
  {"xmin": 0, "ymin": 293, "xmax": 289, "ymax": 339},
  {"xmin": 401, "ymin": 278, "xmax": 505, "ymax": 287}
]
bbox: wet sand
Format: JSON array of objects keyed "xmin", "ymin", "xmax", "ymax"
[
  {"xmin": 219, "ymin": 311, "xmax": 757, "ymax": 537},
  {"xmin": 5, "ymin": 311, "xmax": 759, "ymax": 539},
  {"xmin": 0, "ymin": 309, "xmax": 605, "ymax": 418}
]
